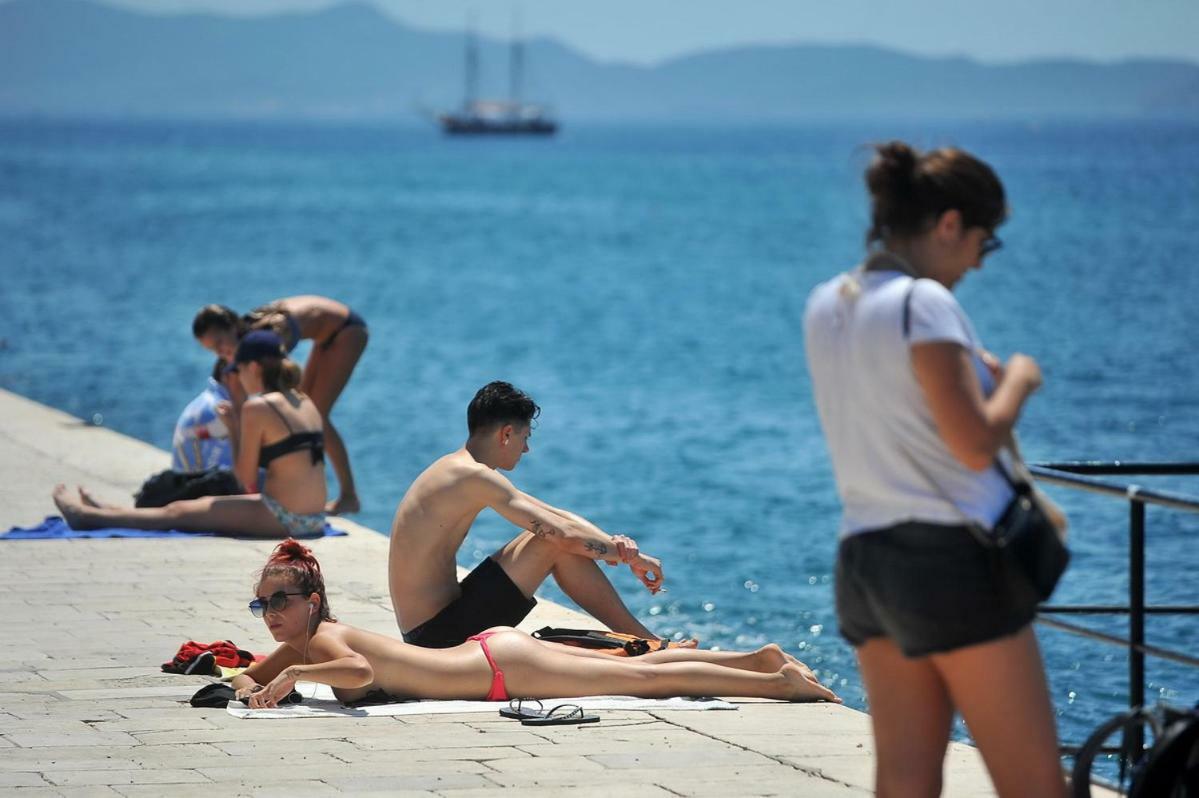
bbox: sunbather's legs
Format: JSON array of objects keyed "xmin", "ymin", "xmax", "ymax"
[
  {"xmin": 489, "ymin": 630, "xmax": 838, "ymax": 702},
  {"xmin": 52, "ymin": 484, "xmax": 286, "ymax": 536},
  {"xmin": 493, "ymin": 531, "xmax": 659, "ymax": 640},
  {"xmin": 539, "ymin": 639, "xmax": 810, "ymax": 675},
  {"xmin": 635, "ymin": 642, "xmax": 813, "ymax": 675}
]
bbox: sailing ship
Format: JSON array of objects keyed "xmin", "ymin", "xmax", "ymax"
[{"xmin": 438, "ymin": 21, "xmax": 558, "ymax": 136}]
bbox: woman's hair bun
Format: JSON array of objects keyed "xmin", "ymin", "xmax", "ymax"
[
  {"xmin": 864, "ymin": 141, "xmax": 922, "ymax": 244},
  {"xmin": 866, "ymin": 141, "xmax": 918, "ymax": 197},
  {"xmin": 268, "ymin": 538, "xmax": 315, "ymax": 564}
]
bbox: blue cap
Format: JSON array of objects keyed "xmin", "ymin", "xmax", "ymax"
[{"xmin": 232, "ymin": 330, "xmax": 286, "ymax": 365}]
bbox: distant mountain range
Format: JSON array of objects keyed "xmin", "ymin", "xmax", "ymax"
[{"xmin": 2, "ymin": 0, "xmax": 1197, "ymax": 122}]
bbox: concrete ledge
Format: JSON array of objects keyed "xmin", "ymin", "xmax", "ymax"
[{"xmin": 0, "ymin": 388, "xmax": 1007, "ymax": 796}]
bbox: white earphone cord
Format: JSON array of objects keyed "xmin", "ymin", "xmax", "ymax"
[{"xmin": 299, "ymin": 601, "xmax": 317, "ymax": 700}]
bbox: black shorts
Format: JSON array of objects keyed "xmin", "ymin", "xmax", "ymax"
[
  {"xmin": 835, "ymin": 521, "xmax": 1037, "ymax": 658},
  {"xmin": 401, "ymin": 557, "xmax": 537, "ymax": 649}
]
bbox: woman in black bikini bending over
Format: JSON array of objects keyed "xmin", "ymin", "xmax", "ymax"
[
  {"xmin": 53, "ymin": 332, "xmax": 327, "ymax": 538},
  {"xmin": 193, "ymin": 295, "xmax": 367, "ymax": 516},
  {"xmin": 234, "ymin": 539, "xmax": 841, "ymax": 709}
]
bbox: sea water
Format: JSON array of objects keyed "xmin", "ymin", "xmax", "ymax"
[{"xmin": 1, "ymin": 118, "xmax": 1196, "ymax": 758}]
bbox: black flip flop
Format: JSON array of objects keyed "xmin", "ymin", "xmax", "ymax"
[
  {"xmin": 499, "ymin": 697, "xmax": 546, "ymax": 720},
  {"xmin": 520, "ymin": 703, "xmax": 600, "ymax": 726}
]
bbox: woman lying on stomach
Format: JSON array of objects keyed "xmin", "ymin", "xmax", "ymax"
[
  {"xmin": 233, "ymin": 539, "xmax": 840, "ymax": 708},
  {"xmin": 52, "ymin": 331, "xmax": 327, "ymax": 538}
]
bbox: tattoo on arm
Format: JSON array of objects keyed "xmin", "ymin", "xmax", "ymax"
[
  {"xmin": 584, "ymin": 540, "xmax": 609, "ymax": 556},
  {"xmin": 529, "ymin": 520, "xmax": 561, "ymax": 539}
]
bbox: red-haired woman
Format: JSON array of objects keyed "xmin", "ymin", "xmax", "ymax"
[
  {"xmin": 193, "ymin": 296, "xmax": 367, "ymax": 516},
  {"xmin": 53, "ymin": 331, "xmax": 327, "ymax": 538},
  {"xmin": 232, "ymin": 540, "xmax": 840, "ymax": 708}
]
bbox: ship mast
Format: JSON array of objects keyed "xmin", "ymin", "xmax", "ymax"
[
  {"xmin": 509, "ymin": 9, "xmax": 523, "ymax": 114},
  {"xmin": 463, "ymin": 15, "xmax": 479, "ymax": 114}
]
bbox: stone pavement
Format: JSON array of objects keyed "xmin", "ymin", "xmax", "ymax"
[{"xmin": 0, "ymin": 388, "xmax": 1004, "ymax": 796}]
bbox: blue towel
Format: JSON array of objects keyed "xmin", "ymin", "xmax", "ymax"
[{"xmin": 2, "ymin": 516, "xmax": 346, "ymax": 540}]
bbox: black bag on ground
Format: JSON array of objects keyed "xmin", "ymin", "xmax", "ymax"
[
  {"xmin": 189, "ymin": 683, "xmax": 237, "ymax": 708},
  {"xmin": 134, "ymin": 468, "xmax": 242, "ymax": 507},
  {"xmin": 531, "ymin": 626, "xmax": 662, "ymax": 657},
  {"xmin": 188, "ymin": 683, "xmax": 304, "ymax": 708}
]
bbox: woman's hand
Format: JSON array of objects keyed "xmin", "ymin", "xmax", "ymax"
[
  {"xmin": 235, "ymin": 684, "xmax": 263, "ymax": 702},
  {"xmin": 248, "ymin": 667, "xmax": 299, "ymax": 708},
  {"xmin": 1003, "ymin": 353, "xmax": 1042, "ymax": 393},
  {"xmin": 980, "ymin": 349, "xmax": 1043, "ymax": 396}
]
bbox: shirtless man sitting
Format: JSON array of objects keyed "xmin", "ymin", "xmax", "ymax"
[{"xmin": 388, "ymin": 381, "xmax": 671, "ymax": 649}]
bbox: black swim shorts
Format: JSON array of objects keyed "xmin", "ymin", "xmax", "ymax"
[
  {"xmin": 401, "ymin": 557, "xmax": 537, "ymax": 649},
  {"xmin": 835, "ymin": 520, "xmax": 1037, "ymax": 658}
]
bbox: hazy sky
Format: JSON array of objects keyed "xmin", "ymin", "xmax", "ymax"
[{"xmin": 82, "ymin": 0, "xmax": 1199, "ymax": 66}]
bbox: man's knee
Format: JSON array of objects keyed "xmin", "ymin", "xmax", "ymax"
[
  {"xmin": 490, "ymin": 532, "xmax": 561, "ymax": 594},
  {"xmin": 497, "ymin": 529, "xmax": 559, "ymax": 562}
]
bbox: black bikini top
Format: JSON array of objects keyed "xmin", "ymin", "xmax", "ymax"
[{"xmin": 258, "ymin": 399, "xmax": 324, "ymax": 469}]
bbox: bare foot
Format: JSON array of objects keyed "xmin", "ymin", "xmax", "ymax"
[
  {"xmin": 76, "ymin": 486, "xmax": 107, "ymax": 508},
  {"xmin": 750, "ymin": 643, "xmax": 790, "ymax": 673},
  {"xmin": 52, "ymin": 483, "xmax": 94, "ymax": 530},
  {"xmin": 748, "ymin": 645, "xmax": 817, "ymax": 680},
  {"xmin": 781, "ymin": 663, "xmax": 841, "ymax": 703},
  {"xmin": 773, "ymin": 645, "xmax": 820, "ymax": 681},
  {"xmin": 326, "ymin": 494, "xmax": 360, "ymax": 516}
]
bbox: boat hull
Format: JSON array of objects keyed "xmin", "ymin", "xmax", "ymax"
[{"xmin": 439, "ymin": 116, "xmax": 558, "ymax": 136}]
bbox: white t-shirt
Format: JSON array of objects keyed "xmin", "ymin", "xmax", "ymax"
[{"xmin": 803, "ymin": 267, "xmax": 1013, "ymax": 537}]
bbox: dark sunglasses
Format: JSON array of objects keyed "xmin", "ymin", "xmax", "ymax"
[
  {"xmin": 980, "ymin": 234, "xmax": 1003, "ymax": 257},
  {"xmin": 248, "ymin": 591, "xmax": 307, "ymax": 618}
]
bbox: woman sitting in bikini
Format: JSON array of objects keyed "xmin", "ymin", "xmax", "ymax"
[
  {"xmin": 52, "ymin": 331, "xmax": 328, "ymax": 538},
  {"xmin": 193, "ymin": 296, "xmax": 367, "ymax": 515},
  {"xmin": 233, "ymin": 539, "xmax": 841, "ymax": 709}
]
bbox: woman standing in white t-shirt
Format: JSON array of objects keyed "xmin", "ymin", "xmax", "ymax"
[{"xmin": 804, "ymin": 142, "xmax": 1065, "ymax": 797}]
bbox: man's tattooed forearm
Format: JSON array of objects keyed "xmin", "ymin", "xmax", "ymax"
[
  {"xmin": 584, "ymin": 540, "xmax": 609, "ymax": 555},
  {"xmin": 530, "ymin": 520, "xmax": 561, "ymax": 539}
]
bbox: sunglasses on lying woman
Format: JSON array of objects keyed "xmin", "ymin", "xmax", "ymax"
[{"xmin": 248, "ymin": 591, "xmax": 307, "ymax": 617}]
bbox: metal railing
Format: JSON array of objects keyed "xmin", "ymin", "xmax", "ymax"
[{"xmin": 1030, "ymin": 461, "xmax": 1199, "ymax": 773}]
